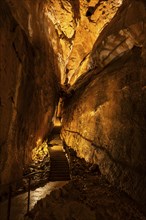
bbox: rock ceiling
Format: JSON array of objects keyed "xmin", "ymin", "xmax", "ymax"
[{"xmin": 6, "ymin": 0, "xmax": 123, "ymax": 84}]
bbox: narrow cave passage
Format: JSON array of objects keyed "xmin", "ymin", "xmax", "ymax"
[{"xmin": 1, "ymin": 0, "xmax": 146, "ymax": 219}]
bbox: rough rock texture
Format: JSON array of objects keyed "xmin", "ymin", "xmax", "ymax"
[
  {"xmin": 61, "ymin": 0, "xmax": 146, "ymax": 210},
  {"xmin": 24, "ymin": 141, "xmax": 146, "ymax": 220},
  {"xmin": 0, "ymin": 1, "xmax": 58, "ymax": 183},
  {"xmin": 0, "ymin": 0, "xmax": 123, "ymax": 184},
  {"xmin": 7, "ymin": 0, "xmax": 122, "ymax": 85},
  {"xmin": 25, "ymin": 177, "xmax": 146, "ymax": 220}
]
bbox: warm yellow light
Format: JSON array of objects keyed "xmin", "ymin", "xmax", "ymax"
[
  {"xmin": 32, "ymin": 140, "xmax": 49, "ymax": 162},
  {"xmin": 36, "ymin": 138, "xmax": 42, "ymax": 147}
]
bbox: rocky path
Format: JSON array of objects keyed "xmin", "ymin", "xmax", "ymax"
[
  {"xmin": 0, "ymin": 181, "xmax": 68, "ymax": 220},
  {"xmin": 24, "ymin": 146, "xmax": 146, "ymax": 220},
  {"xmin": 0, "ymin": 126, "xmax": 70, "ymax": 220},
  {"xmin": 25, "ymin": 176, "xmax": 146, "ymax": 220}
]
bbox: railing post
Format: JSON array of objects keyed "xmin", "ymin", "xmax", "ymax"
[
  {"xmin": 27, "ymin": 177, "xmax": 31, "ymax": 214},
  {"xmin": 7, "ymin": 184, "xmax": 12, "ymax": 220}
]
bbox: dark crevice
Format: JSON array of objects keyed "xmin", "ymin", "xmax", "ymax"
[
  {"xmin": 86, "ymin": 7, "xmax": 95, "ymax": 17},
  {"xmin": 86, "ymin": 0, "xmax": 108, "ymax": 17},
  {"xmin": 10, "ymin": 23, "xmax": 18, "ymax": 33},
  {"xmin": 12, "ymin": 42, "xmax": 22, "ymax": 63},
  {"xmin": 70, "ymin": 0, "xmax": 81, "ymax": 21}
]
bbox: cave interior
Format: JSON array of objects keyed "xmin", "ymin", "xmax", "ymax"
[{"xmin": 0, "ymin": 0, "xmax": 146, "ymax": 219}]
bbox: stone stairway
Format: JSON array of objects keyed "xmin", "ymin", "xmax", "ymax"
[{"xmin": 49, "ymin": 145, "xmax": 70, "ymax": 181}]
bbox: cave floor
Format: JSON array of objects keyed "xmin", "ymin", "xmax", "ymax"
[
  {"xmin": 23, "ymin": 175, "xmax": 146, "ymax": 220},
  {"xmin": 0, "ymin": 127, "xmax": 70, "ymax": 220},
  {"xmin": 1, "ymin": 131, "xmax": 146, "ymax": 220},
  {"xmin": 23, "ymin": 144, "xmax": 146, "ymax": 220},
  {"xmin": 0, "ymin": 181, "xmax": 68, "ymax": 220}
]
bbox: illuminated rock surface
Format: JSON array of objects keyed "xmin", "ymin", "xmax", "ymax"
[
  {"xmin": 0, "ymin": 0, "xmax": 123, "ymax": 184},
  {"xmin": 61, "ymin": 0, "xmax": 146, "ymax": 209},
  {"xmin": 5, "ymin": 0, "xmax": 123, "ymax": 85},
  {"xmin": 0, "ymin": 1, "xmax": 58, "ymax": 183},
  {"xmin": 62, "ymin": 47, "xmax": 146, "ymax": 209}
]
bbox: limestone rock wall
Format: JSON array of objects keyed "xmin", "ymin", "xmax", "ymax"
[
  {"xmin": 62, "ymin": 47, "xmax": 146, "ymax": 208},
  {"xmin": 7, "ymin": 0, "xmax": 122, "ymax": 85},
  {"xmin": 1, "ymin": 0, "xmax": 146, "ymax": 211},
  {"xmin": 0, "ymin": 1, "xmax": 58, "ymax": 183},
  {"xmin": 66, "ymin": 0, "xmax": 123, "ymax": 84},
  {"xmin": 61, "ymin": 0, "xmax": 146, "ymax": 208}
]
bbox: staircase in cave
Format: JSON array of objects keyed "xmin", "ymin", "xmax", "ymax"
[
  {"xmin": 48, "ymin": 125, "xmax": 70, "ymax": 181},
  {"xmin": 49, "ymin": 145, "xmax": 70, "ymax": 181}
]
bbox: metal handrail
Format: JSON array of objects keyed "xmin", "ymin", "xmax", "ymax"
[
  {"xmin": 0, "ymin": 171, "xmax": 44, "ymax": 188},
  {"xmin": 0, "ymin": 171, "xmax": 48, "ymax": 220}
]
